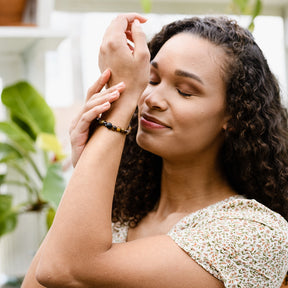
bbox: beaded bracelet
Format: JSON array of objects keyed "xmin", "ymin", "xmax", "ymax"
[{"xmin": 96, "ymin": 117, "xmax": 132, "ymax": 135}]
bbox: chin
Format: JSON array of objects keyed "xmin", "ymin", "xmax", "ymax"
[
  {"xmin": 136, "ymin": 130, "xmax": 165, "ymax": 157},
  {"xmin": 136, "ymin": 130, "xmax": 150, "ymax": 151}
]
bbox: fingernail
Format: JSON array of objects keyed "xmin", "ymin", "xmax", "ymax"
[
  {"xmin": 116, "ymin": 82, "xmax": 125, "ymax": 88},
  {"xmin": 102, "ymin": 69, "xmax": 110, "ymax": 76},
  {"xmin": 134, "ymin": 19, "xmax": 140, "ymax": 26},
  {"xmin": 103, "ymin": 101, "xmax": 110, "ymax": 107}
]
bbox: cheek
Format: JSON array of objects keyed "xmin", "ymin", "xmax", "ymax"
[{"xmin": 175, "ymin": 105, "xmax": 226, "ymax": 140}]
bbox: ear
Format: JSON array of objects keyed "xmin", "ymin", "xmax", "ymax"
[
  {"xmin": 222, "ymin": 122, "xmax": 228, "ymax": 131},
  {"xmin": 222, "ymin": 114, "xmax": 231, "ymax": 131}
]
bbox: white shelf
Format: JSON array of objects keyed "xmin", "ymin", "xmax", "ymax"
[
  {"xmin": 0, "ymin": 27, "xmax": 66, "ymax": 54},
  {"xmin": 0, "ymin": 27, "xmax": 67, "ymax": 93}
]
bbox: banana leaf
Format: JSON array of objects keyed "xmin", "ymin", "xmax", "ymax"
[
  {"xmin": 0, "ymin": 121, "xmax": 35, "ymax": 152},
  {"xmin": 1, "ymin": 81, "xmax": 55, "ymax": 137},
  {"xmin": 0, "ymin": 194, "xmax": 17, "ymax": 236},
  {"xmin": 46, "ymin": 207, "xmax": 56, "ymax": 229},
  {"xmin": 0, "ymin": 142, "xmax": 23, "ymax": 163},
  {"xmin": 41, "ymin": 163, "xmax": 65, "ymax": 210},
  {"xmin": 0, "ymin": 174, "xmax": 5, "ymax": 184},
  {"xmin": 0, "ymin": 81, "xmax": 66, "ymax": 238},
  {"xmin": 36, "ymin": 133, "xmax": 66, "ymax": 161}
]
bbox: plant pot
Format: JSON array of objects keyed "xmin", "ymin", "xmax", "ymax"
[{"xmin": 0, "ymin": 0, "xmax": 27, "ymax": 26}]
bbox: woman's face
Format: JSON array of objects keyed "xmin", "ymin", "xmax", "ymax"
[{"xmin": 137, "ymin": 33, "xmax": 230, "ymax": 162}]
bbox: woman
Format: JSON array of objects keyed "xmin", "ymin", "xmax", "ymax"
[{"xmin": 22, "ymin": 13, "xmax": 288, "ymax": 288}]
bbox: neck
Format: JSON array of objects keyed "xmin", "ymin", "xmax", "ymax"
[{"xmin": 155, "ymin": 156, "xmax": 236, "ymax": 219}]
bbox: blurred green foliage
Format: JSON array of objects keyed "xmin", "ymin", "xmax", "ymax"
[{"xmin": 0, "ymin": 81, "xmax": 66, "ymax": 237}]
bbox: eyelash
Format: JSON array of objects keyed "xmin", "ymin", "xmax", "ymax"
[
  {"xmin": 176, "ymin": 89, "xmax": 192, "ymax": 97},
  {"xmin": 149, "ymin": 81, "xmax": 193, "ymax": 97}
]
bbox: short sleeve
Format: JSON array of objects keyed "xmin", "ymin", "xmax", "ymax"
[
  {"xmin": 167, "ymin": 199, "xmax": 288, "ymax": 288},
  {"xmin": 112, "ymin": 222, "xmax": 129, "ymax": 243}
]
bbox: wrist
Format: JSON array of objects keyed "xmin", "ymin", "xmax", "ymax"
[
  {"xmin": 96, "ymin": 118, "xmax": 132, "ymax": 135},
  {"xmin": 108, "ymin": 75, "xmax": 148, "ymax": 99},
  {"xmin": 101, "ymin": 90, "xmax": 139, "ymax": 128}
]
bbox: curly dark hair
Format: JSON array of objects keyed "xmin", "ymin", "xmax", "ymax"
[{"xmin": 112, "ymin": 16, "xmax": 288, "ymax": 227}]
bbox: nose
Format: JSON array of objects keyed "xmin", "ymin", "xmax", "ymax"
[{"xmin": 144, "ymin": 84, "xmax": 168, "ymax": 111}]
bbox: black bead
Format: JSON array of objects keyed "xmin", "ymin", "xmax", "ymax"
[{"xmin": 106, "ymin": 122, "xmax": 113, "ymax": 129}]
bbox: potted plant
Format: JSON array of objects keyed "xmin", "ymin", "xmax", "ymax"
[
  {"xmin": 0, "ymin": 81, "xmax": 66, "ymax": 283},
  {"xmin": 0, "ymin": 0, "xmax": 28, "ymax": 26}
]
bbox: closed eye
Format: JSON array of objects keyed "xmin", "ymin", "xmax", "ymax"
[
  {"xmin": 149, "ymin": 80, "xmax": 159, "ymax": 85},
  {"xmin": 176, "ymin": 89, "xmax": 193, "ymax": 97}
]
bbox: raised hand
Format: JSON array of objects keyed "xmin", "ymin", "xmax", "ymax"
[
  {"xmin": 98, "ymin": 13, "xmax": 150, "ymax": 97},
  {"xmin": 69, "ymin": 69, "xmax": 125, "ymax": 167}
]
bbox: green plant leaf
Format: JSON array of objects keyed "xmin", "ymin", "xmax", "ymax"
[
  {"xmin": 232, "ymin": 0, "xmax": 249, "ymax": 13},
  {"xmin": 46, "ymin": 207, "xmax": 56, "ymax": 229},
  {"xmin": 248, "ymin": 21, "xmax": 255, "ymax": 31},
  {"xmin": 36, "ymin": 133, "xmax": 66, "ymax": 161},
  {"xmin": 1, "ymin": 81, "xmax": 55, "ymax": 137},
  {"xmin": 248, "ymin": 0, "xmax": 262, "ymax": 31},
  {"xmin": 0, "ymin": 195, "xmax": 12, "ymax": 214},
  {"xmin": 0, "ymin": 194, "xmax": 18, "ymax": 237},
  {"xmin": 251, "ymin": 0, "xmax": 262, "ymax": 18},
  {"xmin": 0, "ymin": 142, "xmax": 23, "ymax": 163},
  {"xmin": 141, "ymin": 0, "xmax": 151, "ymax": 13},
  {"xmin": 11, "ymin": 114, "xmax": 38, "ymax": 141},
  {"xmin": 0, "ymin": 121, "xmax": 35, "ymax": 152},
  {"xmin": 0, "ymin": 174, "xmax": 5, "ymax": 184},
  {"xmin": 41, "ymin": 163, "xmax": 65, "ymax": 210}
]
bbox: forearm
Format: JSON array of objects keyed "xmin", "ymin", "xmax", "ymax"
[
  {"xmin": 36, "ymin": 94, "xmax": 137, "ymax": 287},
  {"xmin": 30, "ymin": 13, "xmax": 149, "ymax": 287}
]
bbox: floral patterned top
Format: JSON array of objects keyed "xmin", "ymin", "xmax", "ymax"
[{"xmin": 112, "ymin": 196, "xmax": 288, "ymax": 288}]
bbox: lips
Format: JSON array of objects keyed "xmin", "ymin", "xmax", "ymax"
[{"xmin": 140, "ymin": 113, "xmax": 170, "ymax": 129}]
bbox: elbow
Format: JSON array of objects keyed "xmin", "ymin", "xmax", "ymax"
[
  {"xmin": 36, "ymin": 258, "xmax": 77, "ymax": 288},
  {"xmin": 35, "ymin": 267, "xmax": 52, "ymax": 288},
  {"xmin": 35, "ymin": 261, "xmax": 61, "ymax": 288},
  {"xmin": 36, "ymin": 254, "xmax": 109, "ymax": 288}
]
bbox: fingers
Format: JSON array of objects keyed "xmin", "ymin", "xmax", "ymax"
[
  {"xmin": 69, "ymin": 101, "xmax": 111, "ymax": 167},
  {"xmin": 108, "ymin": 15, "xmax": 149, "ymax": 63},
  {"xmin": 73, "ymin": 102, "xmax": 110, "ymax": 136},
  {"xmin": 103, "ymin": 13, "xmax": 147, "ymax": 48},
  {"xmin": 69, "ymin": 100, "xmax": 112, "ymax": 159},
  {"xmin": 70, "ymin": 82, "xmax": 125, "ymax": 134},
  {"xmin": 69, "ymin": 102, "xmax": 110, "ymax": 138},
  {"xmin": 113, "ymin": 13, "xmax": 147, "ymax": 30},
  {"xmin": 131, "ymin": 19, "xmax": 150, "ymax": 62},
  {"xmin": 125, "ymin": 13, "xmax": 147, "ymax": 23},
  {"xmin": 125, "ymin": 31, "xmax": 133, "ymax": 44},
  {"xmin": 98, "ymin": 13, "xmax": 150, "ymax": 94},
  {"xmin": 84, "ymin": 88, "xmax": 120, "ymax": 116},
  {"xmin": 88, "ymin": 81, "xmax": 125, "ymax": 106},
  {"xmin": 71, "ymin": 69, "xmax": 124, "ymax": 133}
]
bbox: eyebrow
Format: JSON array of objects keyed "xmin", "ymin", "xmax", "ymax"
[
  {"xmin": 175, "ymin": 70, "xmax": 204, "ymax": 84},
  {"xmin": 151, "ymin": 61, "xmax": 204, "ymax": 85},
  {"xmin": 151, "ymin": 61, "xmax": 158, "ymax": 69}
]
